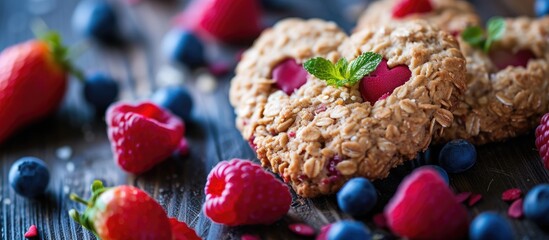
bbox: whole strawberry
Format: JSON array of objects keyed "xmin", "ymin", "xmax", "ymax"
[
  {"xmin": 392, "ymin": 0, "xmax": 434, "ymax": 18},
  {"xmin": 0, "ymin": 32, "xmax": 80, "ymax": 143},
  {"xmin": 535, "ymin": 113, "xmax": 549, "ymax": 170},
  {"xmin": 106, "ymin": 102, "xmax": 184, "ymax": 174},
  {"xmin": 70, "ymin": 180, "xmax": 172, "ymax": 239},
  {"xmin": 175, "ymin": 0, "xmax": 262, "ymax": 44},
  {"xmin": 204, "ymin": 159, "xmax": 291, "ymax": 226}
]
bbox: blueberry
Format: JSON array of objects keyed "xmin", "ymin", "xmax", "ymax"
[
  {"xmin": 72, "ymin": 0, "xmax": 121, "ymax": 44},
  {"xmin": 260, "ymin": 0, "xmax": 291, "ymax": 10},
  {"xmin": 469, "ymin": 212, "xmax": 514, "ymax": 240},
  {"xmin": 162, "ymin": 29, "xmax": 205, "ymax": 68},
  {"xmin": 84, "ymin": 73, "xmax": 119, "ymax": 112},
  {"xmin": 524, "ymin": 184, "xmax": 549, "ymax": 225},
  {"xmin": 151, "ymin": 87, "xmax": 193, "ymax": 121},
  {"xmin": 327, "ymin": 220, "xmax": 371, "ymax": 240},
  {"xmin": 438, "ymin": 139, "xmax": 476, "ymax": 173},
  {"xmin": 9, "ymin": 157, "xmax": 50, "ymax": 198},
  {"xmin": 535, "ymin": 0, "xmax": 549, "ymax": 17},
  {"xmin": 336, "ymin": 178, "xmax": 377, "ymax": 216}
]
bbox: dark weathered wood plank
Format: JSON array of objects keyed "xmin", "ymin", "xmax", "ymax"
[{"xmin": 1, "ymin": 0, "xmax": 549, "ymax": 239}]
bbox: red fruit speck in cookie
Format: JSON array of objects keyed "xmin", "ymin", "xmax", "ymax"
[
  {"xmin": 502, "ymin": 188, "xmax": 522, "ymax": 202},
  {"xmin": 455, "ymin": 192, "xmax": 472, "ymax": 203},
  {"xmin": 24, "ymin": 225, "xmax": 38, "ymax": 238},
  {"xmin": 314, "ymin": 104, "xmax": 327, "ymax": 114},
  {"xmin": 288, "ymin": 223, "xmax": 316, "ymax": 237},
  {"xmin": 468, "ymin": 193, "xmax": 483, "ymax": 207},
  {"xmin": 273, "ymin": 59, "xmax": 309, "ymax": 95},
  {"xmin": 360, "ymin": 59, "xmax": 411, "ymax": 103},
  {"xmin": 489, "ymin": 49, "xmax": 535, "ymax": 70},
  {"xmin": 248, "ymin": 135, "xmax": 257, "ymax": 150},
  {"xmin": 392, "ymin": 0, "xmax": 434, "ymax": 19},
  {"xmin": 204, "ymin": 159, "xmax": 291, "ymax": 226},
  {"xmin": 385, "ymin": 168, "xmax": 469, "ymax": 239},
  {"xmin": 508, "ymin": 198, "xmax": 524, "ymax": 219}
]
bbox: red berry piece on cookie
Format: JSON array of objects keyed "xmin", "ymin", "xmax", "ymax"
[
  {"xmin": 106, "ymin": 102, "xmax": 184, "ymax": 174},
  {"xmin": 359, "ymin": 59, "xmax": 411, "ymax": 103},
  {"xmin": 204, "ymin": 159, "xmax": 291, "ymax": 226},
  {"xmin": 385, "ymin": 168, "xmax": 469, "ymax": 239},
  {"xmin": 489, "ymin": 49, "xmax": 536, "ymax": 70},
  {"xmin": 273, "ymin": 59, "xmax": 309, "ymax": 95},
  {"xmin": 392, "ymin": 0, "xmax": 433, "ymax": 18}
]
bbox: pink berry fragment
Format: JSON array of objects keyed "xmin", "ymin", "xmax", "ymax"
[
  {"xmin": 177, "ymin": 138, "xmax": 190, "ymax": 156},
  {"xmin": 502, "ymin": 188, "xmax": 522, "ymax": 202},
  {"xmin": 241, "ymin": 234, "xmax": 261, "ymax": 240},
  {"xmin": 373, "ymin": 213, "xmax": 388, "ymax": 229},
  {"xmin": 208, "ymin": 62, "xmax": 231, "ymax": 76},
  {"xmin": 24, "ymin": 225, "xmax": 38, "ymax": 238},
  {"xmin": 455, "ymin": 192, "xmax": 472, "ymax": 203},
  {"xmin": 508, "ymin": 198, "xmax": 524, "ymax": 219},
  {"xmin": 315, "ymin": 224, "xmax": 332, "ymax": 240},
  {"xmin": 468, "ymin": 193, "xmax": 483, "ymax": 207},
  {"xmin": 288, "ymin": 223, "xmax": 316, "ymax": 237}
]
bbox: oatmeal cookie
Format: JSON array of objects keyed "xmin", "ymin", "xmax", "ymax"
[
  {"xmin": 356, "ymin": 0, "xmax": 480, "ymax": 33},
  {"xmin": 438, "ymin": 17, "xmax": 549, "ymax": 144},
  {"xmin": 229, "ymin": 19, "xmax": 466, "ymax": 197}
]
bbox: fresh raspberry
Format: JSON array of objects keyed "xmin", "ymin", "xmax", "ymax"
[
  {"xmin": 385, "ymin": 168, "xmax": 469, "ymax": 239},
  {"xmin": 204, "ymin": 159, "xmax": 291, "ymax": 226},
  {"xmin": 535, "ymin": 113, "xmax": 549, "ymax": 170},
  {"xmin": 359, "ymin": 59, "xmax": 411, "ymax": 103},
  {"xmin": 392, "ymin": 0, "xmax": 434, "ymax": 19},
  {"xmin": 106, "ymin": 102, "xmax": 184, "ymax": 174},
  {"xmin": 175, "ymin": 0, "xmax": 262, "ymax": 44},
  {"xmin": 169, "ymin": 218, "xmax": 201, "ymax": 240}
]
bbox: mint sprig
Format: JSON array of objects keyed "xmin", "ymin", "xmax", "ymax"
[
  {"xmin": 303, "ymin": 52, "xmax": 382, "ymax": 87},
  {"xmin": 462, "ymin": 17, "xmax": 506, "ymax": 52}
]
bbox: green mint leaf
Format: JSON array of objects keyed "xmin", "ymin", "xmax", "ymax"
[
  {"xmin": 484, "ymin": 17, "xmax": 506, "ymax": 52},
  {"xmin": 303, "ymin": 57, "xmax": 344, "ymax": 85},
  {"xmin": 335, "ymin": 58, "xmax": 349, "ymax": 79},
  {"xmin": 461, "ymin": 26, "xmax": 485, "ymax": 48},
  {"xmin": 348, "ymin": 52, "xmax": 383, "ymax": 83},
  {"xmin": 487, "ymin": 17, "xmax": 506, "ymax": 40},
  {"xmin": 303, "ymin": 52, "xmax": 382, "ymax": 87}
]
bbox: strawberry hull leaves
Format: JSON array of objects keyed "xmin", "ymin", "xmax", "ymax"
[{"xmin": 303, "ymin": 52, "xmax": 382, "ymax": 87}]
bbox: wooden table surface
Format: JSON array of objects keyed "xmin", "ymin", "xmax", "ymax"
[{"xmin": 1, "ymin": 0, "xmax": 547, "ymax": 239}]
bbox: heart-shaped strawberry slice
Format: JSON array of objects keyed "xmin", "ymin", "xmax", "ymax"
[
  {"xmin": 273, "ymin": 58, "xmax": 309, "ymax": 95},
  {"xmin": 489, "ymin": 49, "xmax": 535, "ymax": 70},
  {"xmin": 385, "ymin": 168, "xmax": 469, "ymax": 239},
  {"xmin": 392, "ymin": 0, "xmax": 434, "ymax": 19},
  {"xmin": 360, "ymin": 59, "xmax": 411, "ymax": 103}
]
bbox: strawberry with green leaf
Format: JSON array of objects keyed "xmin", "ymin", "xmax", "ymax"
[
  {"xmin": 69, "ymin": 180, "xmax": 174, "ymax": 240},
  {"xmin": 0, "ymin": 31, "xmax": 82, "ymax": 143},
  {"xmin": 304, "ymin": 52, "xmax": 412, "ymax": 103}
]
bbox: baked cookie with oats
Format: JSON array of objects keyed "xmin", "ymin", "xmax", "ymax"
[
  {"xmin": 356, "ymin": 0, "xmax": 480, "ymax": 33},
  {"xmin": 438, "ymin": 17, "xmax": 549, "ymax": 144},
  {"xmin": 229, "ymin": 19, "xmax": 466, "ymax": 197}
]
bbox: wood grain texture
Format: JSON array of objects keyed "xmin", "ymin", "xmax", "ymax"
[{"xmin": 1, "ymin": 0, "xmax": 548, "ymax": 239}]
